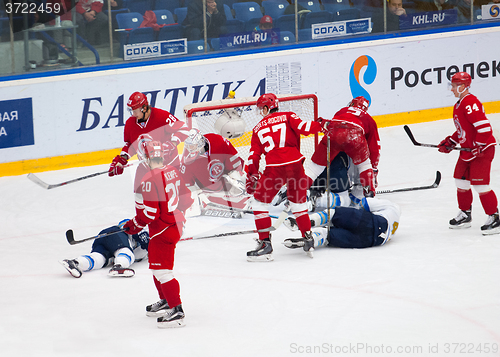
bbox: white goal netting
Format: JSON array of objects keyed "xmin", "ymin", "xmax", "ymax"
[{"xmin": 183, "ymin": 94, "xmax": 319, "ymax": 173}]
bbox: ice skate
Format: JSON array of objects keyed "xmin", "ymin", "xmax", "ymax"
[
  {"xmin": 59, "ymin": 259, "xmax": 82, "ymax": 278},
  {"xmin": 481, "ymin": 213, "xmax": 500, "ymax": 235},
  {"xmin": 246, "ymin": 238, "xmax": 273, "ymax": 262},
  {"xmin": 449, "ymin": 209, "xmax": 472, "ymax": 229},
  {"xmin": 108, "ymin": 264, "xmax": 135, "ymax": 278},
  {"xmin": 284, "ymin": 217, "xmax": 299, "ymax": 231},
  {"xmin": 157, "ymin": 304, "xmax": 185, "ymax": 328},
  {"xmin": 283, "ymin": 231, "xmax": 314, "ymax": 258},
  {"xmin": 146, "ymin": 299, "xmax": 170, "ymax": 317}
]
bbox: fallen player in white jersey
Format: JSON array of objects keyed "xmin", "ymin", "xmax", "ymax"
[
  {"xmin": 283, "ymin": 197, "xmax": 401, "ymax": 249},
  {"xmin": 59, "ymin": 220, "xmax": 149, "ymax": 278}
]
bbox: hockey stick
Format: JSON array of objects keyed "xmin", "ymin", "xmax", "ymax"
[
  {"xmin": 376, "ymin": 170, "xmax": 441, "ymax": 194},
  {"xmin": 28, "ymin": 164, "xmax": 135, "ymax": 190},
  {"xmin": 206, "ymin": 202, "xmax": 279, "ymax": 219},
  {"xmin": 66, "ymin": 209, "xmax": 291, "ymax": 245},
  {"xmin": 182, "ymin": 207, "xmax": 290, "ymax": 241},
  {"xmin": 403, "ymin": 125, "xmax": 471, "ymax": 152}
]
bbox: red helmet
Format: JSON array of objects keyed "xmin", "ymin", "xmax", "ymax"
[
  {"xmin": 127, "ymin": 92, "xmax": 148, "ymax": 110},
  {"xmin": 349, "ymin": 96, "xmax": 369, "ymax": 111},
  {"xmin": 143, "ymin": 140, "xmax": 163, "ymax": 161},
  {"xmin": 451, "ymin": 72, "xmax": 472, "ymax": 88},
  {"xmin": 256, "ymin": 93, "xmax": 278, "ymax": 111}
]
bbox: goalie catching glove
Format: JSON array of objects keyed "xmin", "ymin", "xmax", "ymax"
[{"xmin": 109, "ymin": 154, "xmax": 128, "ymax": 177}]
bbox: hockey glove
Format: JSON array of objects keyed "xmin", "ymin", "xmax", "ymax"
[
  {"xmin": 316, "ymin": 117, "xmax": 332, "ymax": 134},
  {"xmin": 109, "ymin": 155, "xmax": 128, "ymax": 177},
  {"xmin": 133, "ymin": 231, "xmax": 150, "ymax": 250},
  {"xmin": 246, "ymin": 173, "xmax": 260, "ymax": 195},
  {"xmin": 437, "ymin": 136, "xmax": 457, "ymax": 153},
  {"xmin": 123, "ymin": 219, "xmax": 144, "ymax": 235},
  {"xmin": 471, "ymin": 144, "xmax": 485, "ymax": 158}
]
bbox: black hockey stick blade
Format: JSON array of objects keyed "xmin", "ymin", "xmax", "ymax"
[
  {"xmin": 403, "ymin": 125, "xmax": 470, "ymax": 152},
  {"xmin": 377, "ymin": 171, "xmax": 441, "ymax": 194},
  {"xmin": 66, "ymin": 229, "xmax": 126, "ymax": 245},
  {"xmin": 28, "ymin": 164, "xmax": 135, "ymax": 190},
  {"xmin": 29, "ymin": 170, "xmax": 108, "ymax": 190}
]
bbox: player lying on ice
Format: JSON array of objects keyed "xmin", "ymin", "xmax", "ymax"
[
  {"xmin": 59, "ymin": 221, "xmax": 149, "ymax": 278},
  {"xmin": 283, "ymin": 197, "xmax": 401, "ymax": 249}
]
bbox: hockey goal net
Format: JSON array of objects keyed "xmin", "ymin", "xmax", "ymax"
[{"xmin": 183, "ymin": 94, "xmax": 319, "ymax": 172}]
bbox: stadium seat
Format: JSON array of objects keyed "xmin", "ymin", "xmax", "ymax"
[
  {"xmin": 262, "ymin": 1, "xmax": 287, "ymax": 20},
  {"xmin": 128, "ymin": 27, "xmax": 156, "ymax": 44},
  {"xmin": 224, "ymin": 4, "xmax": 234, "ymax": 19},
  {"xmin": 225, "ymin": 19, "xmax": 245, "ymax": 34},
  {"xmin": 275, "ymin": 14, "xmax": 300, "ymax": 34},
  {"xmin": 124, "ymin": 0, "xmax": 154, "ymax": 15},
  {"xmin": 116, "ymin": 12, "xmax": 144, "ymax": 30},
  {"xmin": 116, "ymin": 12, "xmax": 144, "ymax": 57},
  {"xmin": 332, "ymin": 8, "xmax": 360, "ymax": 22},
  {"xmin": 174, "ymin": 7, "xmax": 188, "ymax": 24},
  {"xmin": 302, "ymin": 10, "xmax": 331, "ymax": 29},
  {"xmin": 153, "ymin": 9, "xmax": 176, "ymax": 25},
  {"xmin": 322, "ymin": 0, "xmax": 351, "ymax": 12},
  {"xmin": 298, "ymin": 28, "xmax": 312, "ymax": 41},
  {"xmin": 280, "ymin": 30, "xmax": 295, "ymax": 43},
  {"xmin": 232, "ymin": 2, "xmax": 263, "ymax": 22},
  {"xmin": 188, "ymin": 40, "xmax": 206, "ymax": 54},
  {"xmin": 154, "ymin": 0, "xmax": 181, "ymax": 13},
  {"xmin": 157, "ymin": 24, "xmax": 183, "ymax": 40},
  {"xmin": 298, "ymin": 0, "xmax": 322, "ymax": 12}
]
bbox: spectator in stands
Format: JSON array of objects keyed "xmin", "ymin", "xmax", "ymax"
[
  {"xmin": 456, "ymin": 0, "xmax": 480, "ymax": 23},
  {"xmin": 371, "ymin": 0, "xmax": 407, "ymax": 33},
  {"xmin": 412, "ymin": 0, "xmax": 457, "ymax": 12},
  {"xmin": 252, "ymin": 15, "xmax": 279, "ymax": 45},
  {"xmin": 183, "ymin": 0, "xmax": 227, "ymax": 41},
  {"xmin": 254, "ymin": 15, "xmax": 273, "ymax": 31},
  {"xmin": 75, "ymin": 0, "xmax": 109, "ymax": 45}
]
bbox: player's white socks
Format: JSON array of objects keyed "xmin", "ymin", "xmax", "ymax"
[
  {"xmin": 311, "ymin": 229, "xmax": 329, "ymax": 248},
  {"xmin": 310, "ymin": 210, "xmax": 334, "ymax": 227},
  {"xmin": 114, "ymin": 248, "xmax": 135, "ymax": 268},
  {"xmin": 76, "ymin": 252, "xmax": 106, "ymax": 271},
  {"xmin": 316, "ymin": 190, "xmax": 350, "ymax": 209}
]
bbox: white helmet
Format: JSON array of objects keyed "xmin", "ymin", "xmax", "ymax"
[
  {"xmin": 214, "ymin": 111, "xmax": 246, "ymax": 139},
  {"xmin": 183, "ymin": 129, "xmax": 206, "ymax": 164}
]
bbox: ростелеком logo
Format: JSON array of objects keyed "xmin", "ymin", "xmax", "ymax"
[{"xmin": 349, "ymin": 55, "xmax": 377, "ymax": 106}]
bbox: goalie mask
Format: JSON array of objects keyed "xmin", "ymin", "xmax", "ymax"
[
  {"xmin": 215, "ymin": 111, "xmax": 246, "ymax": 139},
  {"xmin": 183, "ymin": 129, "xmax": 207, "ymax": 164},
  {"xmin": 348, "ymin": 96, "xmax": 369, "ymax": 112}
]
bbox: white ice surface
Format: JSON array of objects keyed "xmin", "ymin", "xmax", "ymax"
[{"xmin": 2, "ymin": 117, "xmax": 500, "ymax": 357}]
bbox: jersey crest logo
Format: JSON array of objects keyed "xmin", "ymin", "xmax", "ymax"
[{"xmin": 208, "ymin": 159, "xmax": 224, "ymax": 183}]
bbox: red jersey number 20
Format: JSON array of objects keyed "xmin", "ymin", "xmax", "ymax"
[
  {"xmin": 165, "ymin": 179, "xmax": 181, "ymax": 212},
  {"xmin": 257, "ymin": 123, "xmax": 287, "ymax": 153}
]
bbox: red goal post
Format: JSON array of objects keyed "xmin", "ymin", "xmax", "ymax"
[{"xmin": 183, "ymin": 93, "xmax": 320, "ymax": 172}]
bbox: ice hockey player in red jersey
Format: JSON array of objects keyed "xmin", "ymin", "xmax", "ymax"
[
  {"xmin": 179, "ymin": 129, "xmax": 248, "ymax": 214},
  {"xmin": 108, "ymin": 91, "xmax": 190, "ymax": 193},
  {"xmin": 123, "ymin": 141, "xmax": 194, "ymax": 328},
  {"xmin": 245, "ymin": 93, "xmax": 324, "ymax": 261},
  {"xmin": 437, "ymin": 72, "xmax": 500, "ymax": 235},
  {"xmin": 306, "ymin": 96, "xmax": 379, "ymax": 198}
]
